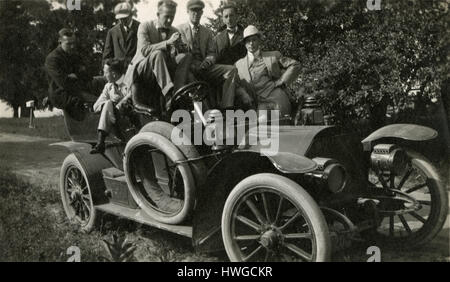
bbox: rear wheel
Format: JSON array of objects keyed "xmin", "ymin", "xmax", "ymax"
[
  {"xmin": 367, "ymin": 151, "xmax": 448, "ymax": 248},
  {"xmin": 60, "ymin": 154, "xmax": 98, "ymax": 233},
  {"xmin": 222, "ymin": 174, "xmax": 331, "ymax": 262}
]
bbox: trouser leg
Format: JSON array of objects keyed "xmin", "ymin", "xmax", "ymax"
[
  {"xmin": 257, "ymin": 88, "xmax": 292, "ymax": 122},
  {"xmin": 150, "ymin": 50, "xmax": 174, "ymax": 96},
  {"xmin": 202, "ymin": 64, "xmax": 235, "ymax": 108},
  {"xmin": 97, "ymin": 100, "xmax": 116, "ymax": 134},
  {"xmin": 173, "ymin": 53, "xmax": 193, "ymax": 91}
]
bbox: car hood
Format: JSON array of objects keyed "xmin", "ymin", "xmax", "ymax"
[{"xmin": 237, "ymin": 125, "xmax": 337, "ymax": 157}]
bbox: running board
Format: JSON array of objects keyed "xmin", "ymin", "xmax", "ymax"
[{"xmin": 95, "ymin": 203, "xmax": 193, "ymax": 238}]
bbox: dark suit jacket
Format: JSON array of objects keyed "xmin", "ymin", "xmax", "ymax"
[
  {"xmin": 45, "ymin": 46, "xmax": 90, "ymax": 109},
  {"xmin": 103, "ymin": 19, "xmax": 140, "ymax": 66},
  {"xmin": 177, "ymin": 23, "xmax": 216, "ymax": 63},
  {"xmin": 214, "ymin": 25, "xmax": 246, "ymax": 65}
]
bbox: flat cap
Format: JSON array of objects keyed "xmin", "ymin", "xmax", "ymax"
[
  {"xmin": 220, "ymin": 1, "xmax": 237, "ymax": 12},
  {"xmin": 114, "ymin": 2, "xmax": 132, "ymax": 19},
  {"xmin": 187, "ymin": 0, "xmax": 205, "ymax": 10}
]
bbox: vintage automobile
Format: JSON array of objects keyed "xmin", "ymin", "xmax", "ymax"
[{"xmin": 54, "ymin": 81, "xmax": 448, "ymax": 262}]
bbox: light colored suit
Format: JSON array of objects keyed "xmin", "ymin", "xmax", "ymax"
[
  {"xmin": 124, "ymin": 20, "xmax": 190, "ymax": 96},
  {"xmin": 224, "ymin": 51, "xmax": 300, "ymax": 116},
  {"xmin": 93, "ymin": 76, "xmax": 127, "ymax": 133}
]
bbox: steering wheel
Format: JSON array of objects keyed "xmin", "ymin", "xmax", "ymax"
[{"xmin": 169, "ymin": 81, "xmax": 209, "ymax": 109}]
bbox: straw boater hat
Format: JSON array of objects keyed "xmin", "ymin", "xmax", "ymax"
[{"xmin": 243, "ymin": 25, "xmax": 262, "ymax": 40}]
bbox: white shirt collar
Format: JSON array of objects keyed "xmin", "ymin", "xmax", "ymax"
[
  {"xmin": 122, "ymin": 19, "xmax": 133, "ymax": 31},
  {"xmin": 227, "ymin": 26, "xmax": 238, "ymax": 33},
  {"xmin": 115, "ymin": 75, "xmax": 125, "ymax": 86},
  {"xmin": 247, "ymin": 50, "xmax": 262, "ymax": 65},
  {"xmin": 155, "ymin": 20, "xmax": 168, "ymax": 30},
  {"xmin": 227, "ymin": 27, "xmax": 238, "ymax": 41},
  {"xmin": 189, "ymin": 22, "xmax": 200, "ymax": 30}
]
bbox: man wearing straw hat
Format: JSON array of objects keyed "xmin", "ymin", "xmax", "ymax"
[{"xmin": 224, "ymin": 25, "xmax": 301, "ymax": 120}]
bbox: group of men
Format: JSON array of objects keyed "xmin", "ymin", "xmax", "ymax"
[{"xmin": 45, "ymin": 0, "xmax": 301, "ymax": 153}]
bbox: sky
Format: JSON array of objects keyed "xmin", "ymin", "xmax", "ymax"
[
  {"xmin": 135, "ymin": 0, "xmax": 220, "ymax": 25},
  {"xmin": 0, "ymin": 0, "xmax": 221, "ymax": 118}
]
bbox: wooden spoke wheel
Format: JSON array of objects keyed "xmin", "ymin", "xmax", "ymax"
[
  {"xmin": 222, "ymin": 174, "xmax": 331, "ymax": 262},
  {"xmin": 367, "ymin": 151, "xmax": 448, "ymax": 248},
  {"xmin": 60, "ymin": 154, "xmax": 97, "ymax": 233}
]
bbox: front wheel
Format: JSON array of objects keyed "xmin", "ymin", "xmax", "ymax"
[
  {"xmin": 60, "ymin": 154, "xmax": 98, "ymax": 233},
  {"xmin": 222, "ymin": 174, "xmax": 331, "ymax": 262}
]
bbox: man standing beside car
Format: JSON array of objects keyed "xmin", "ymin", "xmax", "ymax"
[
  {"xmin": 45, "ymin": 28, "xmax": 97, "ymax": 120},
  {"xmin": 103, "ymin": 2, "xmax": 140, "ymax": 68}
]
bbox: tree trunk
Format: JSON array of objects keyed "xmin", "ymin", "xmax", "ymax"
[
  {"xmin": 12, "ymin": 104, "xmax": 19, "ymax": 118},
  {"xmin": 20, "ymin": 104, "xmax": 30, "ymax": 118}
]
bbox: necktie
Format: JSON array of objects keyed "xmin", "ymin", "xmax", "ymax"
[
  {"xmin": 193, "ymin": 25, "xmax": 200, "ymax": 38},
  {"xmin": 122, "ymin": 24, "xmax": 128, "ymax": 36},
  {"xmin": 113, "ymin": 83, "xmax": 119, "ymax": 96},
  {"xmin": 227, "ymin": 28, "xmax": 236, "ymax": 35}
]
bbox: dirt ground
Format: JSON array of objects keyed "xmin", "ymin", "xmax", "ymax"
[{"xmin": 0, "ymin": 132, "xmax": 449, "ymax": 262}]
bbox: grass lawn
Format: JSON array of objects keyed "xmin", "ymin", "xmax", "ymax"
[
  {"xmin": 0, "ymin": 168, "xmax": 219, "ymax": 262},
  {"xmin": 0, "ymin": 116, "xmax": 69, "ymax": 140},
  {"xmin": 0, "ymin": 168, "xmax": 105, "ymax": 261}
]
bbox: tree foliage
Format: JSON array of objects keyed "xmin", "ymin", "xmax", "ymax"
[
  {"xmin": 209, "ymin": 0, "xmax": 449, "ymax": 129},
  {"xmin": 0, "ymin": 0, "xmax": 139, "ymax": 117}
]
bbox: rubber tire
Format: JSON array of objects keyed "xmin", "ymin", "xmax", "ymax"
[
  {"xmin": 60, "ymin": 154, "xmax": 98, "ymax": 233},
  {"xmin": 124, "ymin": 132, "xmax": 196, "ymax": 224},
  {"xmin": 222, "ymin": 173, "xmax": 331, "ymax": 262},
  {"xmin": 368, "ymin": 150, "xmax": 449, "ymax": 248},
  {"xmin": 140, "ymin": 121, "xmax": 207, "ymax": 187}
]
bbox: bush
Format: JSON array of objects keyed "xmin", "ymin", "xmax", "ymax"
[{"xmin": 209, "ymin": 0, "xmax": 449, "ymax": 129}]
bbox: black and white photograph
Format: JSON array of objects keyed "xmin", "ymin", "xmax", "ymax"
[{"xmin": 0, "ymin": 0, "xmax": 449, "ymax": 265}]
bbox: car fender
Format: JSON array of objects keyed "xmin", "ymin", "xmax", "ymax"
[
  {"xmin": 243, "ymin": 150, "xmax": 318, "ymax": 174},
  {"xmin": 52, "ymin": 141, "xmax": 113, "ymax": 204},
  {"xmin": 361, "ymin": 124, "xmax": 438, "ymax": 151},
  {"xmin": 191, "ymin": 150, "xmax": 316, "ymax": 252}
]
